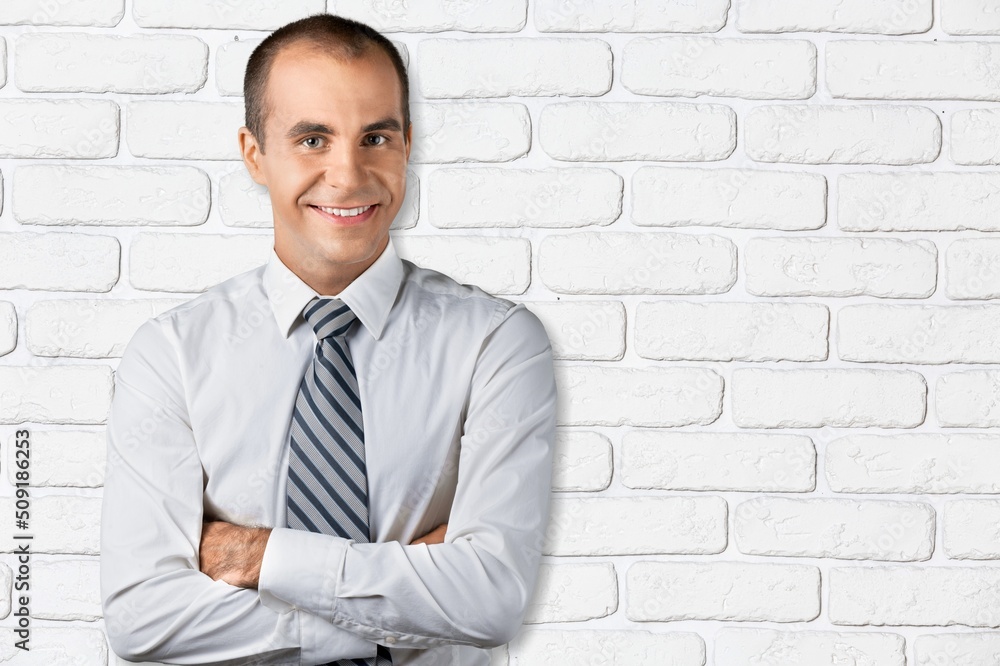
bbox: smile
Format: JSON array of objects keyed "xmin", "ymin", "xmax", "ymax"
[
  {"xmin": 318, "ymin": 204, "xmax": 371, "ymax": 217},
  {"xmin": 309, "ymin": 204, "xmax": 378, "ymax": 225}
]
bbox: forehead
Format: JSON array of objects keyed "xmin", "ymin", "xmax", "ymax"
[{"xmin": 264, "ymin": 42, "xmax": 403, "ymax": 129}]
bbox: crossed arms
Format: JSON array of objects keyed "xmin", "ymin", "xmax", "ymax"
[
  {"xmin": 196, "ymin": 520, "xmax": 449, "ymax": 589},
  {"xmin": 100, "ymin": 303, "xmax": 557, "ymax": 664}
]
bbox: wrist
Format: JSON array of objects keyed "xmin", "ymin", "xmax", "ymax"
[{"xmin": 248, "ymin": 527, "xmax": 272, "ymax": 589}]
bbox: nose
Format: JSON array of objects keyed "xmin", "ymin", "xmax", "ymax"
[{"xmin": 322, "ymin": 141, "xmax": 367, "ymax": 191}]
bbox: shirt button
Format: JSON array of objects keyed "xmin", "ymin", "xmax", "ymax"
[{"xmin": 385, "ymin": 636, "xmax": 396, "ymax": 644}]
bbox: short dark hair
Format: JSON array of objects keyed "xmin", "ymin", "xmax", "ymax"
[{"xmin": 243, "ymin": 13, "xmax": 410, "ymax": 154}]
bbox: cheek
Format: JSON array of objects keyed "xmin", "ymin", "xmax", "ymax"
[
  {"xmin": 271, "ymin": 172, "xmax": 311, "ymax": 203},
  {"xmin": 378, "ymin": 165, "xmax": 407, "ymax": 194},
  {"xmin": 373, "ymin": 152, "xmax": 407, "ymax": 181}
]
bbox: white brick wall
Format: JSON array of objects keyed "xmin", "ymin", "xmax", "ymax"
[
  {"xmin": 15, "ymin": 33, "xmax": 208, "ymax": 93},
  {"xmin": 736, "ymin": 0, "xmax": 933, "ymax": 35},
  {"xmin": 744, "ymin": 105, "xmax": 941, "ymax": 164},
  {"xmin": 539, "ymin": 101, "xmax": 737, "ymax": 161},
  {"xmin": 621, "ymin": 37, "xmax": 817, "ymax": 100},
  {"xmin": 418, "ymin": 38, "xmax": 612, "ymax": 98},
  {"xmin": 627, "ymin": 561, "xmax": 821, "ymax": 622},
  {"xmin": 2, "ymin": 2, "xmax": 999, "ymax": 664}
]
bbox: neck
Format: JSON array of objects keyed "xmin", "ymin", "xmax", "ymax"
[{"xmin": 275, "ymin": 235, "xmax": 388, "ymax": 297}]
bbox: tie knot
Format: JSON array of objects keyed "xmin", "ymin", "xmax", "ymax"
[{"xmin": 303, "ymin": 297, "xmax": 357, "ymax": 340}]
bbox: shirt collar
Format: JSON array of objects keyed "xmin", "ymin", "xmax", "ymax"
[{"xmin": 263, "ymin": 235, "xmax": 403, "ymax": 341}]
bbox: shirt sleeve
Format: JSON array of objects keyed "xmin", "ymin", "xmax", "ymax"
[
  {"xmin": 257, "ymin": 302, "xmax": 558, "ymax": 650},
  {"xmin": 100, "ymin": 318, "xmax": 379, "ymax": 665}
]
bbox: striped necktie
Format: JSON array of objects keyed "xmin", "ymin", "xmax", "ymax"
[{"xmin": 286, "ymin": 296, "xmax": 392, "ymax": 665}]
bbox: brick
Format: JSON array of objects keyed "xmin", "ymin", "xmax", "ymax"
[
  {"xmin": 0, "ymin": 232, "xmax": 119, "ymax": 292},
  {"xmin": 0, "ymin": 37, "xmax": 5, "ymax": 89},
  {"xmin": 544, "ymin": 496, "xmax": 727, "ymax": 556},
  {"xmin": 524, "ymin": 562, "xmax": 617, "ymax": 623},
  {"xmin": 0, "ymin": 99, "xmax": 118, "ymax": 159},
  {"xmin": 839, "ymin": 172, "xmax": 1000, "ymax": 232},
  {"xmin": 635, "ymin": 301, "xmax": 828, "ymax": 361},
  {"xmin": 627, "ymin": 561, "xmax": 820, "ymax": 622},
  {"xmin": 392, "ymin": 235, "xmax": 529, "ymax": 295},
  {"xmin": 736, "ymin": 0, "xmax": 932, "ymax": 34},
  {"xmin": 331, "ymin": 0, "xmax": 526, "ymax": 31},
  {"xmin": 631, "ymin": 167, "xmax": 826, "ymax": 230},
  {"xmin": 540, "ymin": 102, "xmax": 735, "ymax": 161},
  {"xmin": 746, "ymin": 105, "xmax": 940, "ymax": 164},
  {"xmin": 0, "ymin": 496, "xmax": 101, "ymax": 553},
  {"xmin": 0, "ymin": 627, "xmax": 106, "ymax": 664},
  {"xmin": 520, "ymin": 300, "xmax": 625, "ymax": 361},
  {"xmin": 539, "ymin": 231, "xmax": 736, "ymax": 295},
  {"xmin": 534, "ymin": 0, "xmax": 729, "ymax": 32},
  {"xmin": 133, "ymin": 0, "xmax": 324, "ymax": 29},
  {"xmin": 944, "ymin": 500, "xmax": 1000, "ymax": 559},
  {"xmin": 0, "ymin": 366, "xmax": 112, "ymax": 425},
  {"xmin": 745, "ymin": 237, "xmax": 936, "ymax": 297},
  {"xmin": 216, "ymin": 38, "xmax": 261, "ymax": 96},
  {"xmin": 15, "ymin": 33, "xmax": 206, "ymax": 93},
  {"xmin": 945, "ymin": 239, "xmax": 1000, "ymax": 299},
  {"xmin": 828, "ymin": 41, "xmax": 1000, "ymax": 100},
  {"xmin": 509, "ymin": 629, "xmax": 705, "ymax": 665},
  {"xmin": 13, "ymin": 165, "xmax": 210, "ymax": 226},
  {"xmin": 943, "ymin": 0, "xmax": 1000, "ymax": 35},
  {"xmin": 951, "ymin": 108, "xmax": 1000, "ymax": 165},
  {"xmin": 915, "ymin": 633, "xmax": 1000, "ymax": 663},
  {"xmin": 410, "ymin": 103, "xmax": 530, "ymax": 163},
  {"xmin": 419, "ymin": 38, "xmax": 610, "ymax": 98},
  {"xmin": 938, "ymin": 371, "xmax": 1000, "ymax": 427},
  {"xmin": 130, "ymin": 233, "xmax": 271, "ymax": 293},
  {"xmin": 840, "ymin": 305, "xmax": 1000, "ymax": 363},
  {"xmin": 26, "ymin": 298, "xmax": 187, "ymax": 358},
  {"xmin": 218, "ymin": 169, "xmax": 273, "ymax": 228},
  {"xmin": 622, "ymin": 37, "xmax": 815, "ymax": 99},
  {"xmin": 550, "ymin": 430, "xmax": 612, "ymax": 492},
  {"xmin": 35, "ymin": 559, "xmax": 100, "ymax": 620},
  {"xmin": 216, "ymin": 38, "xmax": 409, "ymax": 97},
  {"xmin": 735, "ymin": 497, "xmax": 934, "ymax": 561},
  {"xmin": 716, "ymin": 628, "xmax": 905, "ymax": 666},
  {"xmin": 554, "ymin": 365, "xmax": 722, "ymax": 427},
  {"xmin": 826, "ymin": 433, "xmax": 1000, "ymax": 493},
  {"xmin": 428, "ymin": 167, "xmax": 622, "ymax": 228},
  {"xmin": 127, "ymin": 101, "xmax": 243, "ymax": 160},
  {"xmin": 621, "ymin": 431, "xmax": 816, "ymax": 492},
  {"xmin": 732, "ymin": 368, "xmax": 926, "ymax": 428},
  {"xmin": 0, "ymin": 301, "xmax": 15, "ymax": 356},
  {"xmin": 7, "ymin": 430, "xmax": 107, "ymax": 488},
  {"xmin": 0, "ymin": 565, "xmax": 8, "ymax": 617},
  {"xmin": 0, "ymin": 0, "xmax": 123, "ymax": 26},
  {"xmin": 219, "ymin": 168, "xmax": 418, "ymax": 230},
  {"xmin": 830, "ymin": 566, "xmax": 1000, "ymax": 626}
]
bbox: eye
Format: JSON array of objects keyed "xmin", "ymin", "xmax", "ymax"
[
  {"xmin": 302, "ymin": 136, "xmax": 323, "ymax": 149},
  {"xmin": 366, "ymin": 134, "xmax": 388, "ymax": 146}
]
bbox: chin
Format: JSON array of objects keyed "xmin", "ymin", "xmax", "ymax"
[{"xmin": 317, "ymin": 238, "xmax": 377, "ymax": 263}]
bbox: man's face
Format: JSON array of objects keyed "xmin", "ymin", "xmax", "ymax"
[{"xmin": 239, "ymin": 42, "xmax": 411, "ymax": 291}]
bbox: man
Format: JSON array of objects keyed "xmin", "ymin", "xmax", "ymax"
[{"xmin": 100, "ymin": 13, "xmax": 557, "ymax": 666}]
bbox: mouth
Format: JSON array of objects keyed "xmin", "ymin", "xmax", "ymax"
[{"xmin": 309, "ymin": 203, "xmax": 378, "ymax": 226}]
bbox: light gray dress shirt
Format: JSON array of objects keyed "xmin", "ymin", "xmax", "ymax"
[{"xmin": 100, "ymin": 234, "xmax": 557, "ymax": 665}]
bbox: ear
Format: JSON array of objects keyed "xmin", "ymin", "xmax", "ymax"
[{"xmin": 238, "ymin": 126, "xmax": 267, "ymax": 186}]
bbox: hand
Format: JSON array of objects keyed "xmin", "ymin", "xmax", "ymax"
[
  {"xmin": 199, "ymin": 519, "xmax": 272, "ymax": 589},
  {"xmin": 409, "ymin": 522, "xmax": 448, "ymax": 546}
]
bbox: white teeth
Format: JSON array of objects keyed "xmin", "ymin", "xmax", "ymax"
[{"xmin": 317, "ymin": 204, "xmax": 372, "ymax": 217}]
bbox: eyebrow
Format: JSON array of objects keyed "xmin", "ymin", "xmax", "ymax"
[{"xmin": 285, "ymin": 117, "xmax": 403, "ymax": 140}]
